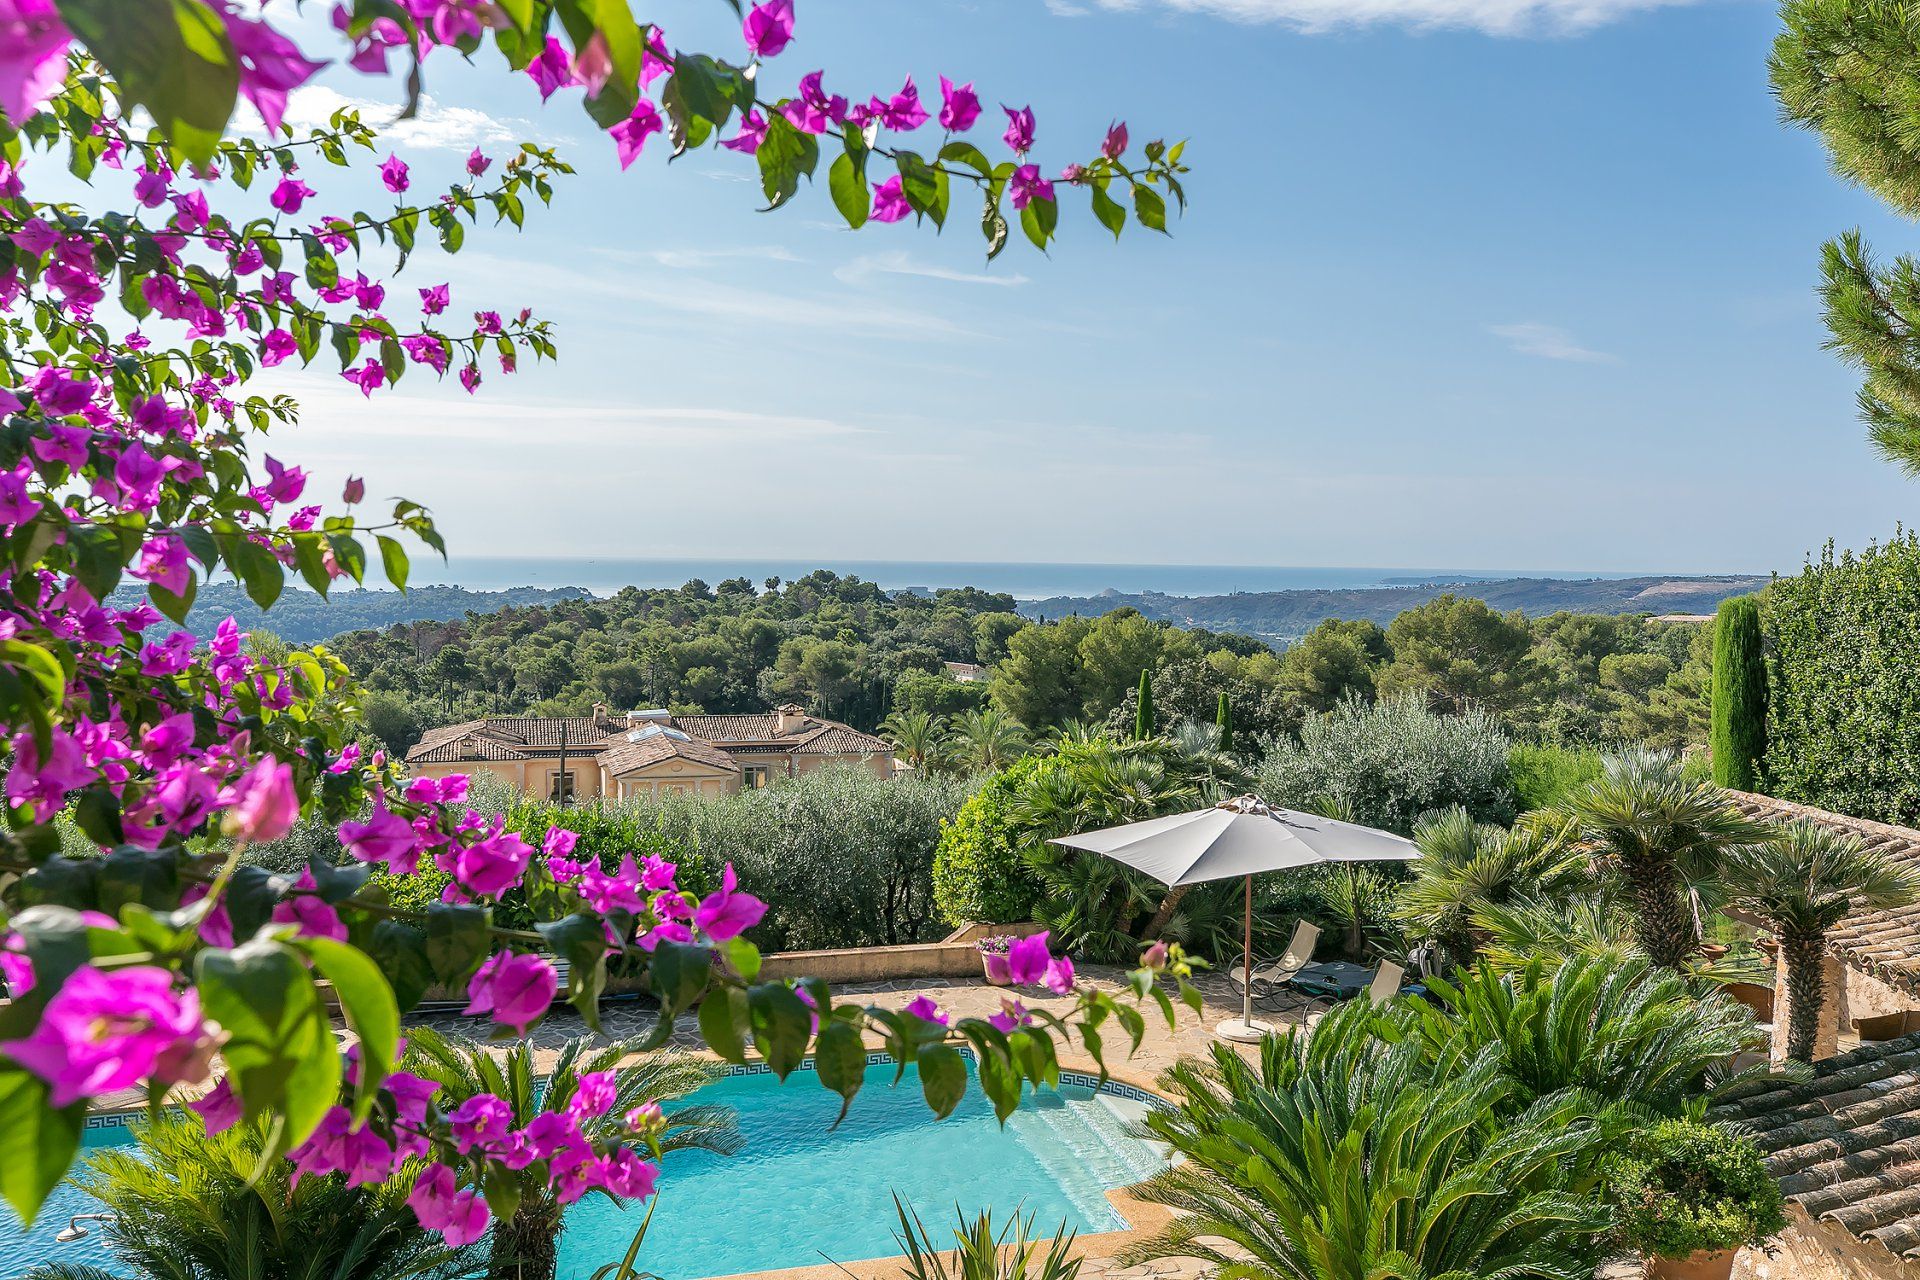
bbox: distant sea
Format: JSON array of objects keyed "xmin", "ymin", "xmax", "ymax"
[{"xmin": 400, "ymin": 556, "xmax": 1687, "ymax": 601}]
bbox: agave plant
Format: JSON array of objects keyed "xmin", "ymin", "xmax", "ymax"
[
  {"xmin": 401, "ymin": 1029, "xmax": 741, "ymax": 1280},
  {"xmin": 24, "ymin": 1115, "xmax": 484, "ymax": 1280},
  {"xmin": 1414, "ymin": 955, "xmax": 1770, "ymax": 1117},
  {"xmin": 1120, "ymin": 1001, "xmax": 1613, "ymax": 1280},
  {"xmin": 1718, "ymin": 820, "xmax": 1920, "ymax": 1063}
]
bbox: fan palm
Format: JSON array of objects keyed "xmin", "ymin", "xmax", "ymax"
[
  {"xmin": 401, "ymin": 1029, "xmax": 741, "ymax": 1280},
  {"xmin": 24, "ymin": 1115, "xmax": 484, "ymax": 1280},
  {"xmin": 1474, "ymin": 893, "xmax": 1642, "ymax": 970},
  {"xmin": 1120, "ymin": 1001, "xmax": 1613, "ymax": 1280},
  {"xmin": 1560, "ymin": 750, "xmax": 1774, "ymax": 969},
  {"xmin": 880, "ymin": 709, "xmax": 952, "ymax": 776},
  {"xmin": 1718, "ymin": 821, "xmax": 1920, "ymax": 1063},
  {"xmin": 949, "ymin": 707, "xmax": 1031, "ymax": 774},
  {"xmin": 1397, "ymin": 807, "xmax": 1589, "ymax": 968}
]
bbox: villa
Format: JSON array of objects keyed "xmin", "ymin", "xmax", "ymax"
[{"xmin": 405, "ymin": 703, "xmax": 897, "ymax": 802}]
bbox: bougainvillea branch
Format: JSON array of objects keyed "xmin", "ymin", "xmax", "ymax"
[{"xmin": 0, "ymin": 0, "xmax": 1198, "ymax": 1259}]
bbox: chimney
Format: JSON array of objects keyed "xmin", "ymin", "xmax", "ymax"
[
  {"xmin": 591, "ymin": 703, "xmax": 610, "ymax": 721},
  {"xmin": 775, "ymin": 703, "xmax": 808, "ymax": 735}
]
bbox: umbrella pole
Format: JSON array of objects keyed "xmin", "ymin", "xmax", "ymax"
[{"xmin": 1243, "ymin": 874, "xmax": 1253, "ymax": 1027}]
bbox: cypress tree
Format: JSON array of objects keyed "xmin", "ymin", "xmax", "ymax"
[
  {"xmin": 1215, "ymin": 690, "xmax": 1233, "ymax": 752},
  {"xmin": 1134, "ymin": 668, "xmax": 1154, "ymax": 740},
  {"xmin": 1711, "ymin": 596, "xmax": 1768, "ymax": 791}
]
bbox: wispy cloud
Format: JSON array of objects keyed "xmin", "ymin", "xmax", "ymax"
[
  {"xmin": 1047, "ymin": 0, "xmax": 1699, "ymax": 36},
  {"xmin": 834, "ymin": 251, "xmax": 1030, "ymax": 288},
  {"xmin": 607, "ymin": 245, "xmax": 803, "ymax": 271},
  {"xmin": 1488, "ymin": 321, "xmax": 1618, "ymax": 363},
  {"xmin": 236, "ymin": 86, "xmax": 533, "ymax": 149}
]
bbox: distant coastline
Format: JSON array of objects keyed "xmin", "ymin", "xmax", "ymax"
[{"xmin": 399, "ymin": 556, "xmax": 1762, "ymax": 602}]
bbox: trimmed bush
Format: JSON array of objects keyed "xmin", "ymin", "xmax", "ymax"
[
  {"xmin": 1604, "ymin": 1120, "xmax": 1785, "ymax": 1259},
  {"xmin": 1764, "ymin": 534, "xmax": 1920, "ymax": 823},
  {"xmin": 1258, "ymin": 694, "xmax": 1516, "ymax": 834},
  {"xmin": 1710, "ymin": 596, "xmax": 1767, "ymax": 791},
  {"xmin": 932, "ymin": 754, "xmax": 1063, "ymax": 926}
]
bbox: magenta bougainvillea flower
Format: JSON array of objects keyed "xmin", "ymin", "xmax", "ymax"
[
  {"xmin": 904, "ymin": 995, "xmax": 948, "ymax": 1026},
  {"xmin": 466, "ymin": 147, "xmax": 491, "ymax": 176},
  {"xmin": 693, "ymin": 864, "xmax": 767, "ymax": 941},
  {"xmin": 380, "ymin": 153, "xmax": 410, "ymax": 194},
  {"xmin": 1008, "ymin": 163, "xmax": 1054, "ymax": 211},
  {"xmin": 464, "ymin": 951, "xmax": 558, "ymax": 1033},
  {"xmin": 420, "ymin": 283, "xmax": 450, "ymax": 315},
  {"xmin": 0, "ymin": 0, "xmax": 70, "ymax": 126},
  {"xmin": 223, "ymin": 757, "xmax": 298, "ymax": 843},
  {"xmin": 0, "ymin": 965, "xmax": 203, "ymax": 1106},
  {"xmin": 870, "ymin": 174, "xmax": 911, "ymax": 223},
  {"xmin": 938, "ymin": 76, "xmax": 980, "ymax": 132},
  {"xmin": 1002, "ymin": 104, "xmax": 1036, "ymax": 155},
  {"xmin": 721, "ymin": 109, "xmax": 768, "ymax": 155},
  {"xmin": 269, "ymin": 176, "xmax": 314, "ymax": 214},
  {"xmin": 1102, "ymin": 120, "xmax": 1128, "ymax": 159},
  {"xmin": 743, "ymin": 0, "xmax": 795, "ymax": 59},
  {"xmin": 611, "ymin": 100, "xmax": 664, "ymax": 169},
  {"xmin": 408, "ymin": 1164, "xmax": 490, "ymax": 1247},
  {"xmin": 869, "ymin": 77, "xmax": 928, "ymax": 132}
]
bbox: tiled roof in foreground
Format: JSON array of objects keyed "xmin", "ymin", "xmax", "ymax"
[
  {"xmin": 1726, "ymin": 790, "xmax": 1920, "ymax": 996},
  {"xmin": 1712, "ymin": 1034, "xmax": 1920, "ymax": 1262}
]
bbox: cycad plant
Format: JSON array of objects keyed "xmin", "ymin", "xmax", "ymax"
[
  {"xmin": 1718, "ymin": 821, "xmax": 1920, "ymax": 1063},
  {"xmin": 24, "ymin": 1115, "xmax": 483, "ymax": 1280},
  {"xmin": 1560, "ymin": 750, "xmax": 1774, "ymax": 969},
  {"xmin": 1120, "ymin": 1001, "xmax": 1613, "ymax": 1280},
  {"xmin": 401, "ymin": 1029, "xmax": 741, "ymax": 1280}
]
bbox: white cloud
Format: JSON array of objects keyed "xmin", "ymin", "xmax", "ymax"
[
  {"xmin": 608, "ymin": 245, "xmax": 803, "ymax": 270},
  {"xmin": 1488, "ymin": 321, "xmax": 1618, "ymax": 363},
  {"xmin": 237, "ymin": 86, "xmax": 531, "ymax": 150},
  {"xmin": 1051, "ymin": 0, "xmax": 1699, "ymax": 36},
  {"xmin": 834, "ymin": 251, "xmax": 1030, "ymax": 288}
]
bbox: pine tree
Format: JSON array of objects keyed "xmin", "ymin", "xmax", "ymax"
[
  {"xmin": 1215, "ymin": 690, "xmax": 1233, "ymax": 753},
  {"xmin": 1711, "ymin": 596, "xmax": 1767, "ymax": 791},
  {"xmin": 1135, "ymin": 668, "xmax": 1154, "ymax": 740},
  {"xmin": 1774, "ymin": 7, "xmax": 1920, "ymax": 472}
]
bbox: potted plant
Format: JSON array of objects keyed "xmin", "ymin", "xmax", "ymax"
[
  {"xmin": 976, "ymin": 934, "xmax": 1016, "ymax": 984},
  {"xmin": 1604, "ymin": 1119, "xmax": 1785, "ymax": 1280}
]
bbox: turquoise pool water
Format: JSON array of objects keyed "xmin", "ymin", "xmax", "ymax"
[{"xmin": 1, "ymin": 1062, "xmax": 1166, "ymax": 1280}]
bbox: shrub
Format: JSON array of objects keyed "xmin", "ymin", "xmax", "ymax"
[
  {"xmin": 1604, "ymin": 1120, "xmax": 1785, "ymax": 1259},
  {"xmin": 1764, "ymin": 533, "xmax": 1920, "ymax": 823},
  {"xmin": 1507, "ymin": 743, "xmax": 1604, "ymax": 812},
  {"xmin": 1258, "ymin": 694, "xmax": 1516, "ymax": 834},
  {"xmin": 933, "ymin": 754, "xmax": 1063, "ymax": 926},
  {"xmin": 1710, "ymin": 596, "xmax": 1767, "ymax": 791}
]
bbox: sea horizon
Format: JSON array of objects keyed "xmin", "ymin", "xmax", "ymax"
[{"xmin": 397, "ymin": 556, "xmax": 1766, "ymax": 602}]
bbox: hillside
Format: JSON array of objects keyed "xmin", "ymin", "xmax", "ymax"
[
  {"xmin": 117, "ymin": 583, "xmax": 592, "ymax": 645},
  {"xmin": 1016, "ymin": 575, "xmax": 1768, "ymax": 643}
]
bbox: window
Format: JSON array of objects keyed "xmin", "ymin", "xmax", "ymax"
[
  {"xmin": 742, "ymin": 765, "xmax": 772, "ymax": 790},
  {"xmin": 548, "ymin": 771, "xmax": 576, "ymax": 803}
]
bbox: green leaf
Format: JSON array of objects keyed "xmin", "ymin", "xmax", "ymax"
[
  {"xmin": 747, "ymin": 982, "xmax": 812, "ymax": 1079},
  {"xmin": 194, "ymin": 939, "xmax": 340, "ymax": 1149},
  {"xmin": 376, "ymin": 534, "xmax": 409, "ymax": 591},
  {"xmin": 0, "ymin": 1067, "xmax": 83, "ymax": 1228},
  {"xmin": 938, "ymin": 141, "xmax": 992, "ymax": 174},
  {"xmin": 66, "ymin": 523, "xmax": 129, "ymax": 601},
  {"xmin": 697, "ymin": 985, "xmax": 749, "ymax": 1063},
  {"xmin": 916, "ymin": 1043, "xmax": 966, "ymax": 1119},
  {"xmin": 646, "ymin": 940, "xmax": 713, "ymax": 1016},
  {"xmin": 756, "ymin": 113, "xmax": 818, "ymax": 211},
  {"xmin": 554, "ymin": 0, "xmax": 642, "ymax": 127},
  {"xmin": 1020, "ymin": 194, "xmax": 1058, "ymax": 252},
  {"xmin": 982, "ymin": 191, "xmax": 1009, "ymax": 261},
  {"xmin": 425, "ymin": 902, "xmax": 493, "ymax": 986},
  {"xmin": 326, "ymin": 533, "xmax": 367, "ymax": 585},
  {"xmin": 829, "ymin": 151, "xmax": 869, "ymax": 230},
  {"xmin": 215, "ymin": 526, "xmax": 284, "ymax": 609},
  {"xmin": 54, "ymin": 0, "xmax": 239, "ymax": 163},
  {"xmin": 896, "ymin": 153, "xmax": 947, "ymax": 230},
  {"xmin": 1132, "ymin": 182, "xmax": 1168, "ymax": 233},
  {"xmin": 535, "ymin": 913, "xmax": 608, "ymax": 1030},
  {"xmin": 367, "ymin": 920, "xmax": 435, "ymax": 1013},
  {"xmin": 7, "ymin": 905, "xmax": 93, "ymax": 997},
  {"xmin": 1089, "ymin": 179, "xmax": 1126, "ymax": 240},
  {"xmin": 301, "ymin": 936, "xmax": 399, "ymax": 1122},
  {"xmin": 813, "ymin": 1019, "xmax": 866, "ymax": 1123}
]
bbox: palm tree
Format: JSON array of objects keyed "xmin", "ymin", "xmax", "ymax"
[
  {"xmin": 402, "ymin": 1029, "xmax": 741, "ymax": 1280},
  {"xmin": 1120, "ymin": 1003, "xmax": 1612, "ymax": 1280},
  {"xmin": 1396, "ymin": 807, "xmax": 1588, "ymax": 969},
  {"xmin": 1718, "ymin": 821, "xmax": 1920, "ymax": 1063},
  {"xmin": 880, "ymin": 709, "xmax": 951, "ymax": 776},
  {"xmin": 949, "ymin": 707, "xmax": 1031, "ymax": 774},
  {"xmin": 25, "ymin": 1115, "xmax": 484, "ymax": 1280},
  {"xmin": 1560, "ymin": 750, "xmax": 1774, "ymax": 970}
]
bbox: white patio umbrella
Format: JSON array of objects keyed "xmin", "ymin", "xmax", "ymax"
[{"xmin": 1049, "ymin": 794, "xmax": 1417, "ymax": 1042}]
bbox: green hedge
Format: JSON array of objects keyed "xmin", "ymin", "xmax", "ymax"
[
  {"xmin": 932, "ymin": 754, "xmax": 1062, "ymax": 926},
  {"xmin": 1764, "ymin": 534, "xmax": 1920, "ymax": 823}
]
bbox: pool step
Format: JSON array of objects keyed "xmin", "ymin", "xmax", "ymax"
[{"xmin": 1004, "ymin": 1092, "xmax": 1168, "ymax": 1232}]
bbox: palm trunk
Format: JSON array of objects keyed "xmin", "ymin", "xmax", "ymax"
[
  {"xmin": 1781, "ymin": 932, "xmax": 1827, "ymax": 1065},
  {"xmin": 1626, "ymin": 857, "xmax": 1695, "ymax": 969},
  {"xmin": 1141, "ymin": 883, "xmax": 1191, "ymax": 940},
  {"xmin": 490, "ymin": 1195, "xmax": 564, "ymax": 1280}
]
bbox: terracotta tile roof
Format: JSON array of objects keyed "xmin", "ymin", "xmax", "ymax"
[
  {"xmin": 791, "ymin": 724, "xmax": 892, "ymax": 755},
  {"xmin": 672, "ymin": 713, "xmax": 796, "ymax": 743},
  {"xmin": 598, "ymin": 729, "xmax": 740, "ymax": 776},
  {"xmin": 1712, "ymin": 1034, "xmax": 1920, "ymax": 1262},
  {"xmin": 1726, "ymin": 791, "xmax": 1920, "ymax": 997}
]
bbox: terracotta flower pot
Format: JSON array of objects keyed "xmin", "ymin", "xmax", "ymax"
[
  {"xmin": 1647, "ymin": 1249, "xmax": 1738, "ymax": 1280},
  {"xmin": 981, "ymin": 953, "xmax": 1010, "ymax": 985}
]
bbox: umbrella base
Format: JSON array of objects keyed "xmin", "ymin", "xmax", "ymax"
[{"xmin": 1215, "ymin": 1017, "xmax": 1280, "ymax": 1043}]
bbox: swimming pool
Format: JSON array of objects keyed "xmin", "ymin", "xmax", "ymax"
[{"xmin": 1, "ymin": 1060, "xmax": 1169, "ymax": 1280}]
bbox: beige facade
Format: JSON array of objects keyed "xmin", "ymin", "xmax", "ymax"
[{"xmin": 405, "ymin": 704, "xmax": 897, "ymax": 802}]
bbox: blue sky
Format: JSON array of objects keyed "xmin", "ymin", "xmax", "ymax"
[{"xmin": 237, "ymin": 0, "xmax": 1919, "ymax": 575}]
